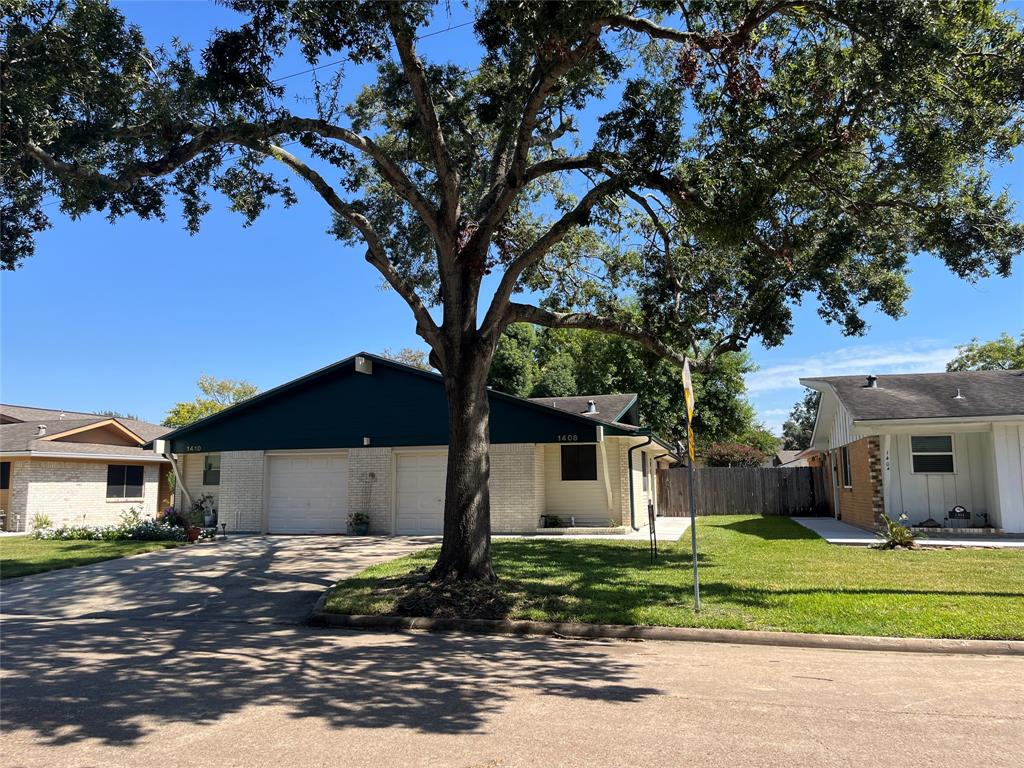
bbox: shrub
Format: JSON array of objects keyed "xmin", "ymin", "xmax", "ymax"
[
  {"xmin": 119, "ymin": 506, "xmax": 144, "ymax": 527},
  {"xmin": 704, "ymin": 442, "xmax": 767, "ymax": 467},
  {"xmin": 33, "ymin": 520, "xmax": 187, "ymax": 542},
  {"xmin": 159, "ymin": 506, "xmax": 190, "ymax": 528},
  {"xmin": 875, "ymin": 513, "xmax": 920, "ymax": 549},
  {"xmin": 30, "ymin": 513, "xmax": 53, "ymax": 531},
  {"xmin": 348, "ymin": 511, "xmax": 370, "ymax": 526}
]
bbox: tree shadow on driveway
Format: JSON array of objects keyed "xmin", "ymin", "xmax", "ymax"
[{"xmin": 1, "ymin": 615, "xmax": 661, "ymax": 747}]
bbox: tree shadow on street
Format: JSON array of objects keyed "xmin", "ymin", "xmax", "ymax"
[{"xmin": 1, "ymin": 614, "xmax": 661, "ymax": 747}]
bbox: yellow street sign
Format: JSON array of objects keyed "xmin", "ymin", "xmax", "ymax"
[{"xmin": 682, "ymin": 358, "xmax": 696, "ymax": 462}]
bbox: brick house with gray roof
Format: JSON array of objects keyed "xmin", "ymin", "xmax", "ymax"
[{"xmin": 0, "ymin": 405, "xmax": 170, "ymax": 531}]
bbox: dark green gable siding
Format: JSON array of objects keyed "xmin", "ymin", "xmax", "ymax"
[{"xmin": 162, "ymin": 355, "xmax": 626, "ymax": 454}]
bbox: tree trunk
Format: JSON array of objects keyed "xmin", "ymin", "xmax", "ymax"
[{"xmin": 428, "ymin": 348, "xmax": 496, "ymax": 582}]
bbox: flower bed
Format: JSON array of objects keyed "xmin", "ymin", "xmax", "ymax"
[{"xmin": 33, "ymin": 520, "xmax": 187, "ymax": 542}]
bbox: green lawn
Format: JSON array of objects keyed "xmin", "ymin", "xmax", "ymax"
[
  {"xmin": 0, "ymin": 537, "xmax": 184, "ymax": 579},
  {"xmin": 324, "ymin": 515, "xmax": 1024, "ymax": 639}
]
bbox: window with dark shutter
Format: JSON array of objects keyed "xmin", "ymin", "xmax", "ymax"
[
  {"xmin": 107, "ymin": 465, "xmax": 145, "ymax": 499},
  {"xmin": 560, "ymin": 444, "xmax": 598, "ymax": 481}
]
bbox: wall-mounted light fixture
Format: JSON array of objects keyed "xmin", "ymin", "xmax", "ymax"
[{"xmin": 363, "ymin": 436, "xmax": 371, "ymax": 446}]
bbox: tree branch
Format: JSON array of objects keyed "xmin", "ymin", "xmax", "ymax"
[
  {"xmin": 480, "ymin": 176, "xmax": 623, "ymax": 337},
  {"xmin": 249, "ymin": 142, "xmax": 441, "ymax": 348},
  {"xmin": 505, "ymin": 303, "xmax": 690, "ymax": 369},
  {"xmin": 388, "ymin": 12, "xmax": 458, "ymax": 232},
  {"xmin": 24, "ymin": 132, "xmax": 223, "ymax": 192}
]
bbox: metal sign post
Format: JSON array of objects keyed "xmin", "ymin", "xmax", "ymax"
[
  {"xmin": 682, "ymin": 359, "xmax": 701, "ymax": 613},
  {"xmin": 686, "ymin": 414, "xmax": 701, "ymax": 612}
]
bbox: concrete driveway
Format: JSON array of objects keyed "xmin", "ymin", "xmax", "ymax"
[
  {"xmin": 2, "ymin": 536, "xmax": 1023, "ymax": 768},
  {"xmin": 1, "ymin": 534, "xmax": 436, "ymax": 624}
]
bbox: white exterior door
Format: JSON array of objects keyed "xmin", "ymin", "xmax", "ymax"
[
  {"xmin": 267, "ymin": 454, "xmax": 348, "ymax": 534},
  {"xmin": 396, "ymin": 452, "xmax": 446, "ymax": 535}
]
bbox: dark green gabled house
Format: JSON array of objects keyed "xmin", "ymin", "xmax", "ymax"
[{"xmin": 151, "ymin": 353, "xmax": 675, "ymax": 535}]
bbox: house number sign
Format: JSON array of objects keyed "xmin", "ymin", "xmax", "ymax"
[{"xmin": 557, "ymin": 434, "xmax": 579, "ymax": 442}]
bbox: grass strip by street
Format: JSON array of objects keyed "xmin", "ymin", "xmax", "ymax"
[
  {"xmin": 0, "ymin": 537, "xmax": 184, "ymax": 580},
  {"xmin": 323, "ymin": 515, "xmax": 1024, "ymax": 640}
]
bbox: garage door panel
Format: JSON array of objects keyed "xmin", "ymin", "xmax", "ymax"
[
  {"xmin": 268, "ymin": 454, "xmax": 348, "ymax": 534},
  {"xmin": 396, "ymin": 453, "xmax": 446, "ymax": 535}
]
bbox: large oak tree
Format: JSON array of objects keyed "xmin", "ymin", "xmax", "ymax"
[{"xmin": 4, "ymin": 0, "xmax": 1023, "ymax": 581}]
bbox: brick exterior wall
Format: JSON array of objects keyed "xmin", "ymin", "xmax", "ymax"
[
  {"xmin": 834, "ymin": 436, "xmax": 885, "ymax": 531},
  {"xmin": 219, "ymin": 451, "xmax": 264, "ymax": 532},
  {"xmin": 8, "ymin": 459, "xmax": 161, "ymax": 531},
  {"xmin": 174, "ymin": 451, "xmax": 264, "ymax": 532},
  {"xmin": 348, "ymin": 447, "xmax": 392, "ymax": 535},
  {"xmin": 489, "ymin": 443, "xmax": 545, "ymax": 532},
  {"xmin": 166, "ymin": 440, "xmax": 637, "ymax": 535}
]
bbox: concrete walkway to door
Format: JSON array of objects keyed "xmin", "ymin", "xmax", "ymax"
[{"xmin": 793, "ymin": 517, "xmax": 1024, "ymax": 548}]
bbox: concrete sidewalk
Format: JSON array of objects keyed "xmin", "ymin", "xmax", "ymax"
[
  {"xmin": 793, "ymin": 516, "xmax": 1024, "ymax": 548},
  {"xmin": 494, "ymin": 515, "xmax": 691, "ymax": 542}
]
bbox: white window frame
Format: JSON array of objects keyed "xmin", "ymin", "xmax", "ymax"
[
  {"xmin": 203, "ymin": 454, "xmax": 222, "ymax": 486},
  {"xmin": 910, "ymin": 434, "xmax": 956, "ymax": 475}
]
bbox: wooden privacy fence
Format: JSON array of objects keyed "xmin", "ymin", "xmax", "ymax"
[{"xmin": 657, "ymin": 466, "xmax": 830, "ymax": 517}]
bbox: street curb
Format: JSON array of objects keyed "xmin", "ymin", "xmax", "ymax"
[{"xmin": 308, "ymin": 609, "xmax": 1024, "ymax": 656}]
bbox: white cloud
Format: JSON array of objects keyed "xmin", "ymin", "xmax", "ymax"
[{"xmin": 746, "ymin": 341, "xmax": 957, "ymax": 394}]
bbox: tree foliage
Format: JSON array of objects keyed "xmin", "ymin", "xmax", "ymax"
[
  {"xmin": 163, "ymin": 374, "xmax": 259, "ymax": 427},
  {"xmin": 382, "ymin": 346, "xmax": 433, "ymax": 370},
  {"xmin": 946, "ymin": 332, "xmax": 1024, "ymax": 371},
  {"xmin": 489, "ymin": 323, "xmax": 777, "ymax": 451},
  {"xmin": 96, "ymin": 409, "xmax": 140, "ymax": 420},
  {"xmin": 781, "ymin": 388, "xmax": 820, "ymax": 450},
  {"xmin": 704, "ymin": 442, "xmax": 766, "ymax": 467}
]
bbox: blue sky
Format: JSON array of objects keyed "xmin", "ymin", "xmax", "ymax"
[{"xmin": 2, "ymin": 1, "xmax": 1022, "ymax": 431}]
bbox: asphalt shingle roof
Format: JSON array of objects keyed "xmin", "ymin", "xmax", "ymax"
[
  {"xmin": 527, "ymin": 393, "xmax": 637, "ymax": 421},
  {"xmin": 0, "ymin": 407, "xmax": 170, "ymax": 458},
  {"xmin": 806, "ymin": 370, "xmax": 1024, "ymax": 421}
]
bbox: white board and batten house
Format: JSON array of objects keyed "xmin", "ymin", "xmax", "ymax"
[{"xmin": 802, "ymin": 370, "xmax": 1024, "ymax": 533}]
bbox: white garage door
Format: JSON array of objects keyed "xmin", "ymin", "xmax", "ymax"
[
  {"xmin": 396, "ymin": 452, "xmax": 447, "ymax": 535},
  {"xmin": 268, "ymin": 454, "xmax": 348, "ymax": 534}
]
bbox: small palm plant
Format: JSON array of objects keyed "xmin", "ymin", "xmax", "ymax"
[{"xmin": 875, "ymin": 513, "xmax": 920, "ymax": 549}]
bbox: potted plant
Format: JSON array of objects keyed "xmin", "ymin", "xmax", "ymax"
[
  {"xmin": 186, "ymin": 494, "xmax": 215, "ymax": 543},
  {"xmin": 347, "ymin": 511, "xmax": 370, "ymax": 536}
]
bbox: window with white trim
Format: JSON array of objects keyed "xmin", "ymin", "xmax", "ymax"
[{"xmin": 910, "ymin": 435, "xmax": 954, "ymax": 474}]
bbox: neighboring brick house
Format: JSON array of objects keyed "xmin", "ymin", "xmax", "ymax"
[
  {"xmin": 801, "ymin": 371, "xmax": 1024, "ymax": 533},
  {"xmin": 0, "ymin": 405, "xmax": 171, "ymax": 532},
  {"xmin": 151, "ymin": 352, "xmax": 674, "ymax": 535}
]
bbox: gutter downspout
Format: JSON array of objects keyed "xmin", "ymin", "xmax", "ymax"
[
  {"xmin": 155, "ymin": 440, "xmax": 193, "ymax": 509},
  {"xmin": 627, "ymin": 435, "xmax": 654, "ymax": 531}
]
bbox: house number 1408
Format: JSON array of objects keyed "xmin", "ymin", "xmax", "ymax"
[{"xmin": 558, "ymin": 434, "xmax": 579, "ymax": 442}]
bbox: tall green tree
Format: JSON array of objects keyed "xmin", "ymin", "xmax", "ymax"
[
  {"xmin": 946, "ymin": 332, "xmax": 1024, "ymax": 371},
  {"xmin": 163, "ymin": 375, "xmax": 259, "ymax": 427},
  {"xmin": 5, "ymin": 1, "xmax": 1023, "ymax": 582},
  {"xmin": 781, "ymin": 388, "xmax": 820, "ymax": 451}
]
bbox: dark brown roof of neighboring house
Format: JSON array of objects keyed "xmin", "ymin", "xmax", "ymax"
[
  {"xmin": 527, "ymin": 393, "xmax": 638, "ymax": 421},
  {"xmin": 0, "ymin": 403, "xmax": 100, "ymax": 423},
  {"xmin": 801, "ymin": 370, "xmax": 1024, "ymax": 421},
  {"xmin": 0, "ymin": 407, "xmax": 170, "ymax": 459}
]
